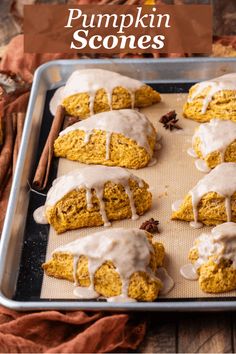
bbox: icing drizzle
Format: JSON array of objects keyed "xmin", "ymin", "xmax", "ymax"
[
  {"xmin": 193, "ymin": 119, "xmax": 236, "ymax": 163},
  {"xmin": 189, "ymin": 162, "xmax": 236, "ymax": 228},
  {"xmin": 180, "ymin": 222, "xmax": 236, "ymax": 280},
  {"xmin": 49, "ymin": 69, "xmax": 144, "ymax": 116},
  {"xmin": 33, "ymin": 165, "xmax": 146, "ymax": 226},
  {"xmin": 59, "ymin": 109, "xmax": 155, "ymax": 158},
  {"xmin": 188, "ymin": 73, "xmax": 236, "ymax": 114},
  {"xmin": 52, "ymin": 228, "xmax": 173, "ymax": 302}
]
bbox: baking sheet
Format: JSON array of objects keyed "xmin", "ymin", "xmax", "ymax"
[{"xmin": 40, "ymin": 92, "xmax": 236, "ymax": 300}]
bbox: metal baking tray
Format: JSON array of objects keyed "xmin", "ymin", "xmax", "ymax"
[{"xmin": 1, "ymin": 58, "xmax": 236, "ymax": 311}]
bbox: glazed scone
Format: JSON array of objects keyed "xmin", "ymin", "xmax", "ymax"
[
  {"xmin": 33, "ymin": 166, "xmax": 152, "ymax": 233},
  {"xmin": 50, "ymin": 69, "xmax": 161, "ymax": 118},
  {"xmin": 183, "ymin": 73, "xmax": 236, "ymax": 123},
  {"xmin": 212, "ymin": 43, "xmax": 236, "ymax": 58},
  {"xmin": 54, "ymin": 109, "xmax": 157, "ymax": 169},
  {"xmin": 181, "ymin": 222, "xmax": 236, "ymax": 293},
  {"xmin": 171, "ymin": 163, "xmax": 236, "ymax": 227},
  {"xmin": 190, "ymin": 119, "xmax": 236, "ymax": 171},
  {"xmin": 43, "ymin": 228, "xmax": 174, "ymax": 302}
]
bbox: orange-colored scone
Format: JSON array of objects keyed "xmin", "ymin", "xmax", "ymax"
[
  {"xmin": 172, "ymin": 163, "xmax": 236, "ymax": 227},
  {"xmin": 54, "ymin": 109, "xmax": 157, "ymax": 169},
  {"xmin": 50, "ymin": 69, "xmax": 161, "ymax": 118},
  {"xmin": 34, "ymin": 166, "xmax": 152, "ymax": 234},
  {"xmin": 182, "ymin": 223, "xmax": 236, "ymax": 293},
  {"xmin": 183, "ymin": 74, "xmax": 236, "ymax": 122},
  {"xmin": 191, "ymin": 119, "xmax": 236, "ymax": 170},
  {"xmin": 42, "ymin": 228, "xmax": 173, "ymax": 302}
]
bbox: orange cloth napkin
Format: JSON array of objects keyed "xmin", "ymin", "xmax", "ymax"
[
  {"xmin": 0, "ymin": 34, "xmax": 77, "ymax": 232},
  {"xmin": 0, "ymin": 34, "xmax": 146, "ymax": 353},
  {"xmin": 0, "ymin": 91, "xmax": 31, "ymax": 231},
  {"xmin": 0, "ymin": 307, "xmax": 146, "ymax": 352},
  {"xmin": 0, "ymin": 35, "xmax": 77, "ymax": 82}
]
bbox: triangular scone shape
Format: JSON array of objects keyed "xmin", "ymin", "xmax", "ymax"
[
  {"xmin": 54, "ymin": 109, "xmax": 157, "ymax": 169},
  {"xmin": 34, "ymin": 166, "xmax": 152, "ymax": 233},
  {"xmin": 172, "ymin": 163, "xmax": 236, "ymax": 226},
  {"xmin": 183, "ymin": 73, "xmax": 236, "ymax": 123},
  {"xmin": 42, "ymin": 228, "xmax": 165, "ymax": 302},
  {"xmin": 187, "ymin": 223, "xmax": 236, "ymax": 293},
  {"xmin": 50, "ymin": 69, "xmax": 161, "ymax": 118},
  {"xmin": 192, "ymin": 119, "xmax": 236, "ymax": 170}
]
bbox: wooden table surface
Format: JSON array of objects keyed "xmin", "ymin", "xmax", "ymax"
[{"xmin": 138, "ymin": 312, "xmax": 235, "ymax": 353}]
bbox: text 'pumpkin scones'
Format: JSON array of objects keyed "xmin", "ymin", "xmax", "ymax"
[
  {"xmin": 33, "ymin": 165, "xmax": 152, "ymax": 233},
  {"xmin": 49, "ymin": 69, "xmax": 161, "ymax": 118},
  {"xmin": 181, "ymin": 222, "xmax": 236, "ymax": 293},
  {"xmin": 189, "ymin": 119, "xmax": 236, "ymax": 172},
  {"xmin": 183, "ymin": 73, "xmax": 236, "ymax": 122},
  {"xmin": 54, "ymin": 109, "xmax": 157, "ymax": 169},
  {"xmin": 43, "ymin": 228, "xmax": 174, "ymax": 302},
  {"xmin": 171, "ymin": 162, "xmax": 236, "ymax": 228}
]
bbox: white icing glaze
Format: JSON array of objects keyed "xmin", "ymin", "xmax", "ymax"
[
  {"xmin": 106, "ymin": 295, "xmax": 136, "ymax": 303},
  {"xmin": 53, "ymin": 228, "xmax": 162, "ymax": 302},
  {"xmin": 156, "ymin": 267, "xmax": 175, "ymax": 295},
  {"xmin": 189, "ymin": 162, "xmax": 236, "ymax": 227},
  {"xmin": 194, "ymin": 159, "xmax": 211, "ymax": 173},
  {"xmin": 50, "ymin": 86, "xmax": 65, "ymax": 116},
  {"xmin": 180, "ymin": 263, "xmax": 198, "ymax": 280},
  {"xmin": 50, "ymin": 69, "xmax": 144, "ymax": 116},
  {"xmin": 193, "ymin": 119, "xmax": 236, "ymax": 161},
  {"xmin": 33, "ymin": 206, "xmax": 48, "ymax": 224},
  {"xmin": 189, "ymin": 220, "xmax": 203, "ymax": 229},
  {"xmin": 171, "ymin": 199, "xmax": 183, "ymax": 212},
  {"xmin": 188, "ymin": 73, "xmax": 236, "ymax": 114},
  {"xmin": 73, "ymin": 285, "xmax": 99, "ymax": 299},
  {"xmin": 34, "ymin": 166, "xmax": 145, "ymax": 227},
  {"xmin": 59, "ymin": 109, "xmax": 155, "ymax": 157},
  {"xmin": 147, "ymin": 138, "xmax": 162, "ymax": 167},
  {"xmin": 148, "ymin": 157, "xmax": 157, "ymax": 167},
  {"xmin": 187, "ymin": 147, "xmax": 197, "ymax": 158},
  {"xmin": 181, "ymin": 222, "xmax": 236, "ymax": 280}
]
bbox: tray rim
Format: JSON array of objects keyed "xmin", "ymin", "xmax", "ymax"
[{"xmin": 1, "ymin": 57, "xmax": 236, "ymax": 311}]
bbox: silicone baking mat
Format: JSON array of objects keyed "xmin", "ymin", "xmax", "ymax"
[{"xmin": 14, "ymin": 85, "xmax": 236, "ymax": 301}]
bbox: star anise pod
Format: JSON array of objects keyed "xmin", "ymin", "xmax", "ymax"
[
  {"xmin": 159, "ymin": 110, "xmax": 182, "ymax": 131},
  {"xmin": 140, "ymin": 218, "xmax": 160, "ymax": 234}
]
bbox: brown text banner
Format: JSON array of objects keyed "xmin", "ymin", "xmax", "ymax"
[{"xmin": 24, "ymin": 5, "xmax": 212, "ymax": 54}]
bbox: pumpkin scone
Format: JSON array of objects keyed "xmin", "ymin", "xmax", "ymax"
[
  {"xmin": 171, "ymin": 162, "xmax": 236, "ymax": 228},
  {"xmin": 33, "ymin": 165, "xmax": 152, "ymax": 233},
  {"xmin": 54, "ymin": 109, "xmax": 157, "ymax": 169},
  {"xmin": 189, "ymin": 119, "xmax": 236, "ymax": 172},
  {"xmin": 181, "ymin": 222, "xmax": 236, "ymax": 293},
  {"xmin": 50, "ymin": 69, "xmax": 161, "ymax": 118},
  {"xmin": 43, "ymin": 228, "xmax": 174, "ymax": 302},
  {"xmin": 183, "ymin": 73, "xmax": 236, "ymax": 123}
]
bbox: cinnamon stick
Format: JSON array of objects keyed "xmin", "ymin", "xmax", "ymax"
[
  {"xmin": 13, "ymin": 113, "xmax": 18, "ymax": 172},
  {"xmin": 13, "ymin": 112, "xmax": 26, "ymax": 173},
  {"xmin": 33, "ymin": 105, "xmax": 65, "ymax": 190},
  {"xmin": 0, "ymin": 114, "xmax": 14, "ymax": 194},
  {"xmin": 0, "ymin": 166, "xmax": 12, "ymax": 200},
  {"xmin": 63, "ymin": 115, "xmax": 81, "ymax": 129},
  {"xmin": 0, "ymin": 171, "xmax": 12, "ymax": 232}
]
